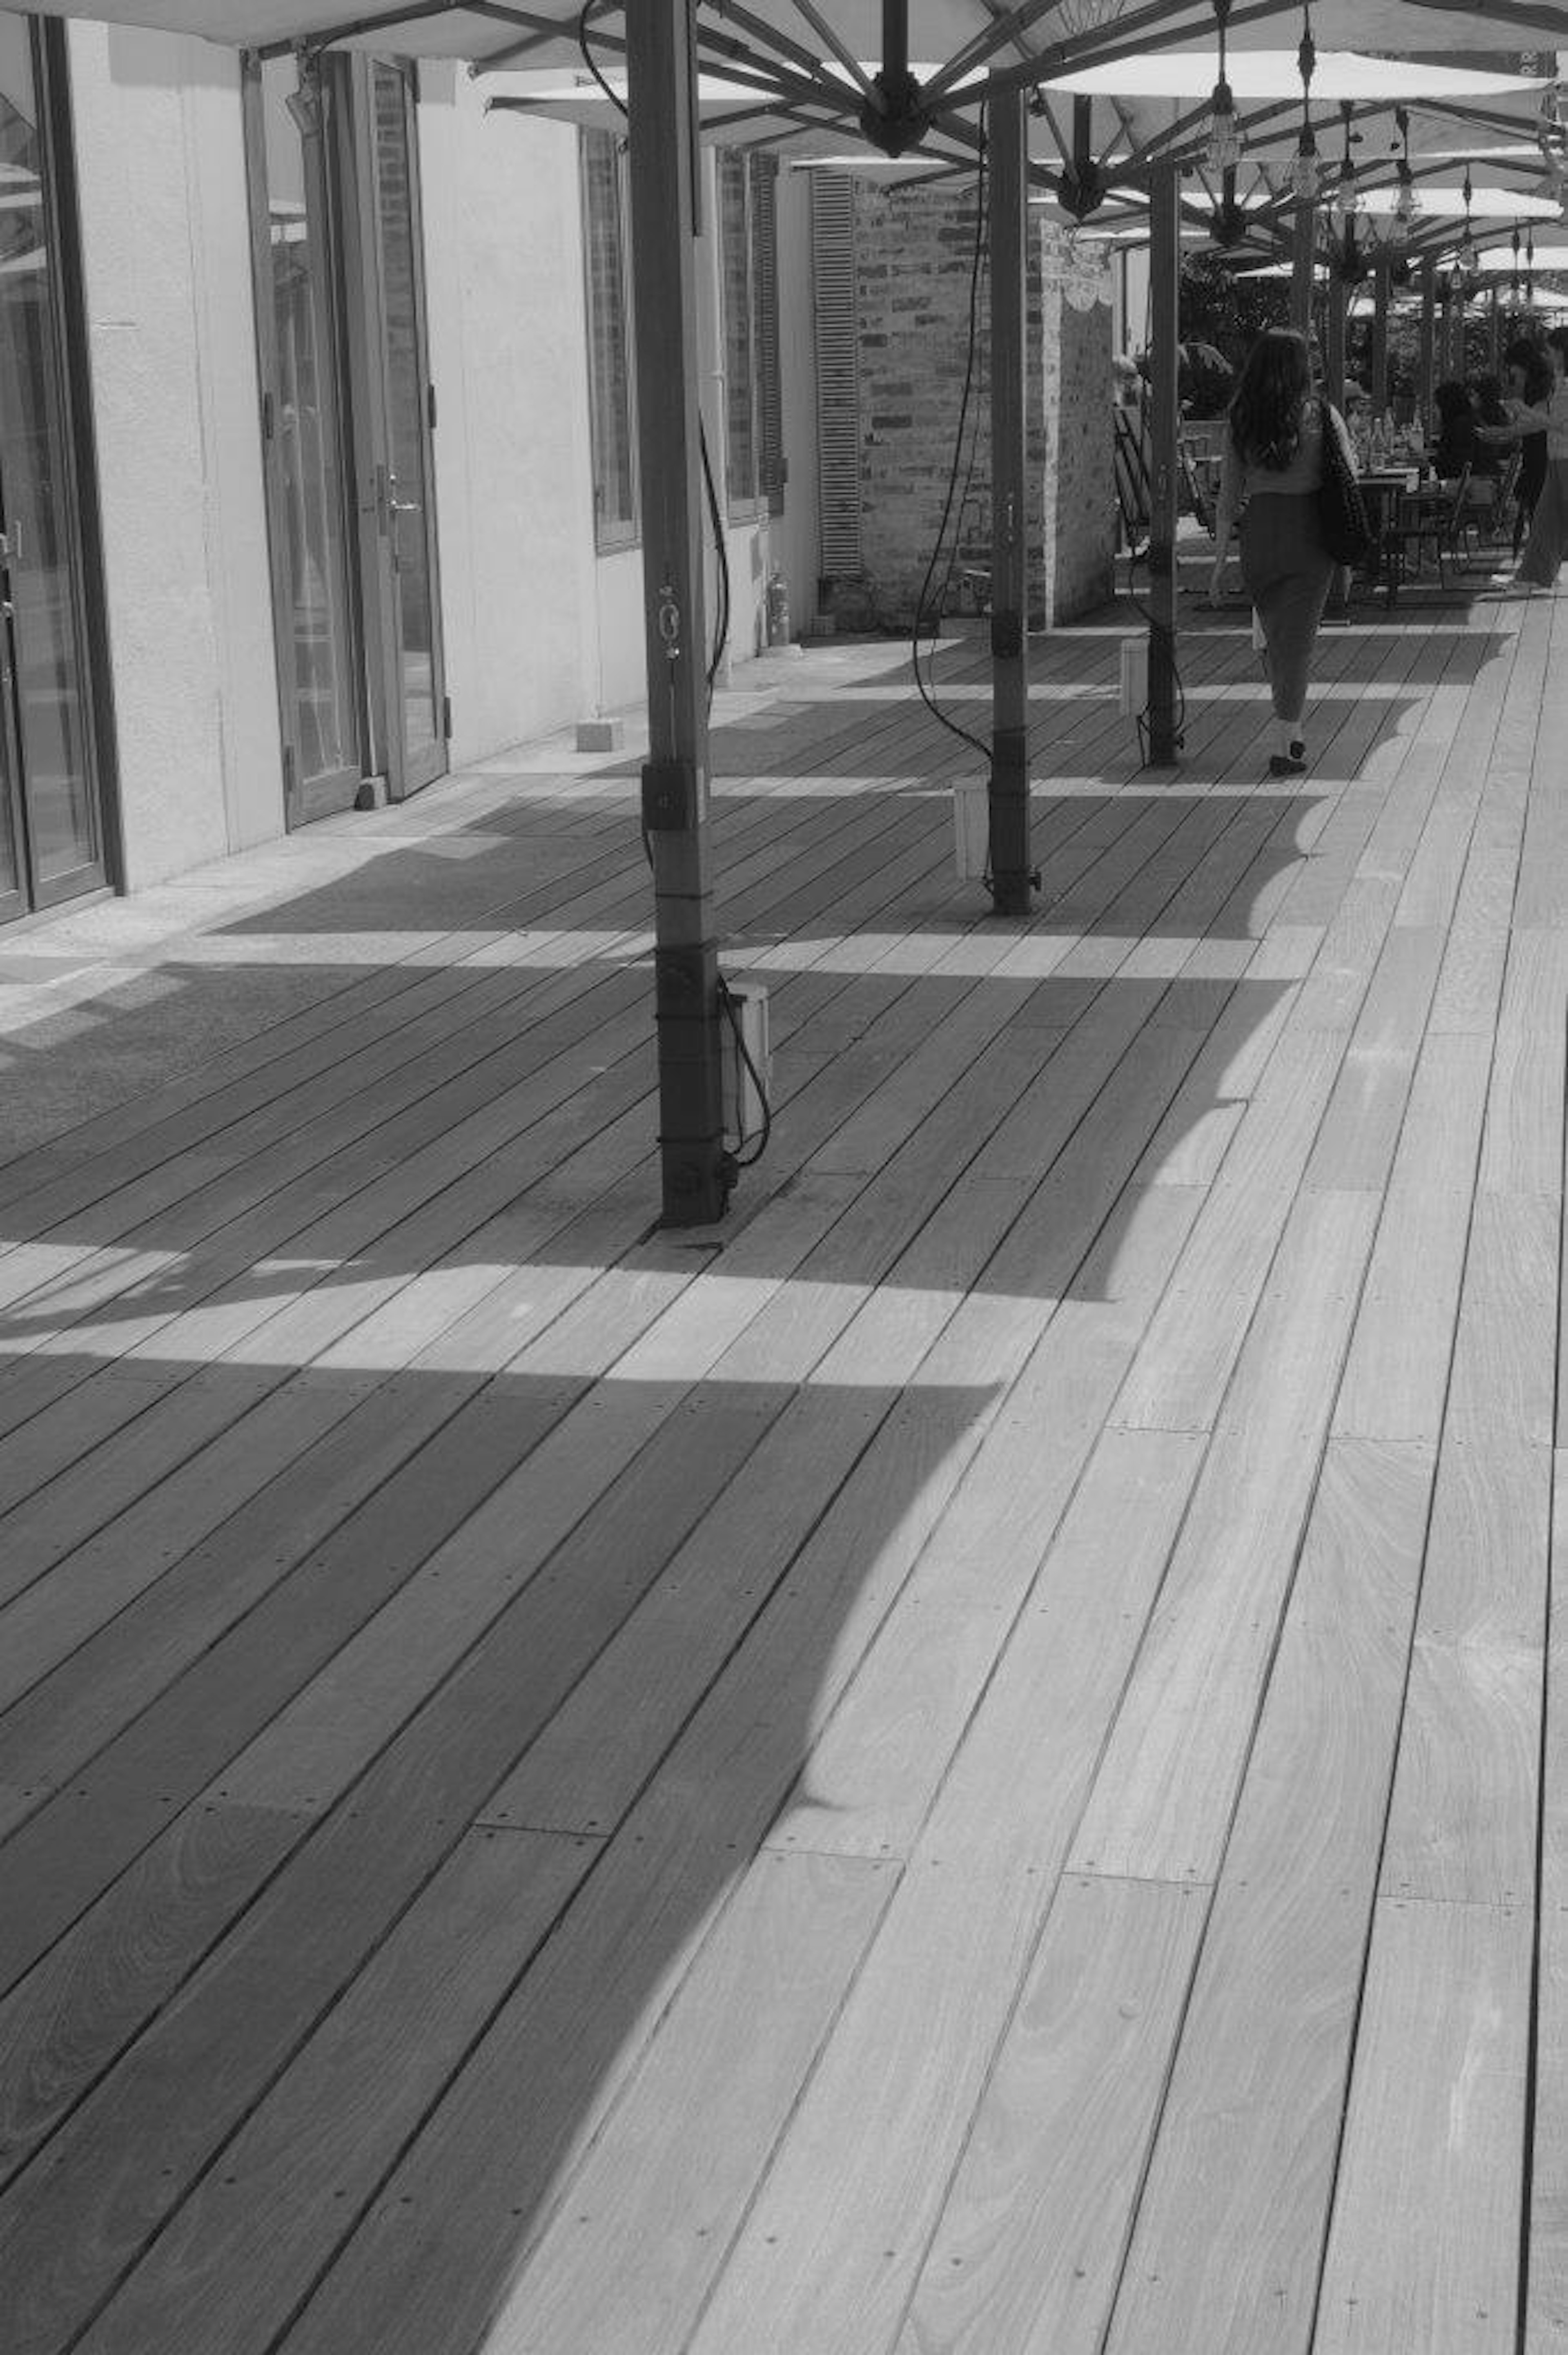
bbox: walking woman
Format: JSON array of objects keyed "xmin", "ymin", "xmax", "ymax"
[
  {"xmin": 1499, "ymin": 326, "xmax": 1568, "ymax": 591},
  {"xmin": 1502, "ymin": 336, "xmax": 1552, "ymax": 555},
  {"xmin": 1210, "ymin": 326, "xmax": 1353, "ymax": 776}
]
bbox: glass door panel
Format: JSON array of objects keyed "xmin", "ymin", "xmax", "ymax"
[
  {"xmin": 0, "ymin": 16, "xmax": 107, "ymax": 912},
  {"xmin": 369, "ymin": 61, "xmax": 443, "ymax": 796},
  {"xmin": 251, "ymin": 55, "xmax": 363, "ymax": 822}
]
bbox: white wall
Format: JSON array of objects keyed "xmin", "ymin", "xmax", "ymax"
[
  {"xmin": 67, "ymin": 22, "xmax": 280, "ymax": 888},
  {"xmin": 55, "ymin": 36, "xmax": 822, "ymax": 910},
  {"xmin": 414, "ymin": 69, "xmax": 601, "ymax": 765}
]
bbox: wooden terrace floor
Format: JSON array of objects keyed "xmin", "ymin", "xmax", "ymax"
[{"xmin": 0, "ymin": 581, "xmax": 1565, "ymax": 2354}]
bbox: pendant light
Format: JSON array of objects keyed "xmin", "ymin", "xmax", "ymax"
[
  {"xmin": 1211, "ymin": 162, "xmax": 1247, "ymax": 248},
  {"xmin": 1205, "ymin": 0, "xmax": 1242, "ymax": 174}
]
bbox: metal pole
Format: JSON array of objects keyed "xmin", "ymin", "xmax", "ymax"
[
  {"xmin": 1324, "ymin": 266, "xmax": 1346, "ymax": 408},
  {"xmin": 1291, "ymin": 194, "xmax": 1316, "ymax": 333},
  {"xmin": 1419, "ymin": 258, "xmax": 1436, "ymax": 423},
  {"xmin": 1147, "ymin": 157, "xmax": 1181, "ymax": 768},
  {"xmin": 987, "ymin": 78, "xmax": 1034, "ymax": 912},
  {"xmin": 628, "ymin": 0, "xmax": 728, "ymax": 1227},
  {"xmin": 1371, "ymin": 255, "xmax": 1390, "ymax": 413}
]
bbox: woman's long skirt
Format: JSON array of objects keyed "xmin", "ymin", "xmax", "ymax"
[
  {"xmin": 1240, "ymin": 491, "xmax": 1336, "ymax": 724},
  {"xmin": 1515, "ymin": 455, "xmax": 1568, "ymax": 587}
]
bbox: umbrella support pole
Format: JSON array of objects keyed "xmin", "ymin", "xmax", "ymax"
[
  {"xmin": 628, "ymin": 0, "xmax": 728, "ymax": 1228},
  {"xmin": 987, "ymin": 78, "xmax": 1036, "ymax": 914},
  {"xmin": 1147, "ymin": 157, "xmax": 1181, "ymax": 769}
]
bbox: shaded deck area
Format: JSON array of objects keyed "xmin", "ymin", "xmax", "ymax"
[{"xmin": 0, "ymin": 582, "xmax": 1565, "ymax": 2353}]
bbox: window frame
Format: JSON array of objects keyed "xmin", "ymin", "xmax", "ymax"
[
  {"xmin": 579, "ymin": 126, "xmax": 640, "ymax": 554},
  {"xmin": 718, "ymin": 148, "xmax": 783, "ymax": 524}
]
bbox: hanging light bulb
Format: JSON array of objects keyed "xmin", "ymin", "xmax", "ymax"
[
  {"xmin": 1332, "ymin": 98, "xmax": 1360, "ymax": 228},
  {"xmin": 1205, "ymin": 0, "xmax": 1243, "ymax": 173},
  {"xmin": 1289, "ymin": 0, "xmax": 1320, "ymax": 200},
  {"xmin": 1512, "ymin": 223, "xmax": 1523, "ymax": 302},
  {"xmin": 1528, "ymin": 225, "xmax": 1536, "ymax": 301},
  {"xmin": 1210, "ymin": 162, "xmax": 1247, "ymax": 249}
]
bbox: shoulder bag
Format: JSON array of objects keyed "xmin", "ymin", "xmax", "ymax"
[{"xmin": 1316, "ymin": 402, "xmax": 1372, "ymax": 566}]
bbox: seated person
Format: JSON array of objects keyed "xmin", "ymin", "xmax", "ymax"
[{"xmin": 1432, "ymin": 379, "xmax": 1496, "ymax": 480}]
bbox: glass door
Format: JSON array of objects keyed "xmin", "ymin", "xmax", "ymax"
[
  {"xmin": 0, "ymin": 18, "xmax": 111, "ymax": 920},
  {"xmin": 245, "ymin": 53, "xmax": 364, "ymax": 824},
  {"xmin": 362, "ymin": 58, "xmax": 445, "ymax": 798},
  {"xmin": 245, "ymin": 52, "xmax": 446, "ymax": 819}
]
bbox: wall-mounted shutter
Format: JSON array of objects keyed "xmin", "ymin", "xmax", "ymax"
[
  {"xmin": 811, "ymin": 171, "xmax": 862, "ymax": 581},
  {"xmin": 753, "ymin": 157, "xmax": 784, "ymax": 515}
]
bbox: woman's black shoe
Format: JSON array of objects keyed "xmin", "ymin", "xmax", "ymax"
[{"xmin": 1268, "ymin": 741, "xmax": 1307, "ymax": 777}]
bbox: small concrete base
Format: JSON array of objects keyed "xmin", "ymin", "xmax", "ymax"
[
  {"xmin": 354, "ymin": 776, "xmax": 390, "ymax": 811},
  {"xmin": 575, "ymin": 716, "xmax": 626, "ymax": 753},
  {"xmin": 758, "ymin": 642, "xmax": 805, "ymax": 661}
]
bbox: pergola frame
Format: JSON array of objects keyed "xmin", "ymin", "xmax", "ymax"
[{"xmin": 18, "ymin": 0, "xmax": 1568, "ymax": 1224}]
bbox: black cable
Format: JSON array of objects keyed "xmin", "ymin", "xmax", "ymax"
[
  {"xmin": 909, "ymin": 118, "xmax": 992, "ymax": 764},
  {"xmin": 700, "ymin": 423, "xmax": 732, "ymax": 701},
  {"xmin": 718, "ymin": 975, "xmax": 773, "ymax": 1166},
  {"xmin": 577, "ymin": 0, "xmax": 624, "ymax": 115}
]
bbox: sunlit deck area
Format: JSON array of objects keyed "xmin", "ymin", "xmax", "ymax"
[{"xmin": 0, "ymin": 577, "xmax": 1565, "ymax": 2354}]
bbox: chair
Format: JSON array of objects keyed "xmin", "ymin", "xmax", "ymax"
[
  {"xmin": 1177, "ymin": 434, "xmax": 1218, "ymax": 537},
  {"xmin": 1382, "ymin": 466, "xmax": 1472, "ymax": 605},
  {"xmin": 1458, "ymin": 452, "xmax": 1518, "ymax": 561}
]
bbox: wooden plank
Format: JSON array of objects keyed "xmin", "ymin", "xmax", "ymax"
[
  {"xmin": 1301, "ymin": 925, "xmax": 1446, "ymax": 1191},
  {"xmin": 1525, "ymin": 1447, "xmax": 1568, "ymax": 2353},
  {"xmin": 1110, "ymin": 1028, "xmax": 1348, "ymax": 1434},
  {"xmin": 0, "ymin": 1799, "xmax": 304, "ymax": 2192},
  {"xmin": 265, "ymin": 1387, "xmax": 1201, "ymax": 2355},
  {"xmin": 1445, "ymin": 1191, "xmax": 1559, "ymax": 1451},
  {"xmin": 1312, "ymin": 1896, "xmax": 1531, "ymax": 2355},
  {"xmin": 1098, "ymin": 1438, "xmax": 1433, "ymax": 2355},
  {"xmin": 670, "ymin": 1436, "xmax": 1203, "ymax": 2355},
  {"xmin": 1333, "ymin": 1033, "xmax": 1493, "ymax": 1443},
  {"xmin": 1072, "ymin": 1191, "xmax": 1380, "ymax": 1883},
  {"xmin": 1379, "ymin": 1438, "xmax": 1549, "ymax": 1909},
  {"xmin": 69, "ymin": 1827, "xmax": 599, "ymax": 2355},
  {"xmin": 894, "ymin": 1876, "xmax": 1203, "ymax": 2355},
  {"xmin": 452, "ymin": 1851, "xmax": 894, "ymax": 2355},
  {"xmin": 1479, "ymin": 930, "xmax": 1568, "ymax": 1198}
]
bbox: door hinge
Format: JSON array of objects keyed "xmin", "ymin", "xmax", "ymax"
[
  {"xmin": 427, "ymin": 381, "xmax": 438, "ymax": 431},
  {"xmin": 262, "ymin": 389, "xmax": 275, "ymax": 441},
  {"xmin": 281, "ymin": 741, "xmax": 296, "ymax": 799},
  {"xmin": 441, "ymin": 693, "xmax": 452, "ymax": 741}
]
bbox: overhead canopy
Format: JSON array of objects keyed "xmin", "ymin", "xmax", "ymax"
[
  {"xmin": 20, "ymin": 0, "xmax": 1566, "ymax": 258},
  {"xmin": 14, "ymin": 0, "xmax": 1568, "ymax": 72}
]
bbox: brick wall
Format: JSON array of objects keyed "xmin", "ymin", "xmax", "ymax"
[{"xmin": 835, "ymin": 181, "xmax": 1113, "ymax": 630}]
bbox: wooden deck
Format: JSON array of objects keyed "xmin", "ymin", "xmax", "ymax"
[{"xmin": 0, "ymin": 581, "xmax": 1563, "ymax": 2353}]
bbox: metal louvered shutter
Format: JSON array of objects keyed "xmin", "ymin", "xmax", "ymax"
[
  {"xmin": 753, "ymin": 157, "xmax": 784, "ymax": 515},
  {"xmin": 811, "ymin": 171, "xmax": 862, "ymax": 581}
]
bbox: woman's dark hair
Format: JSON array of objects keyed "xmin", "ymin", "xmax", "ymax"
[
  {"xmin": 1548, "ymin": 325, "xmax": 1568, "ymax": 368},
  {"xmin": 1504, "ymin": 334, "xmax": 1552, "ymax": 404},
  {"xmin": 1472, "ymin": 372, "xmax": 1508, "ymax": 424},
  {"xmin": 1227, "ymin": 327, "xmax": 1314, "ymax": 471},
  {"xmin": 1434, "ymin": 379, "xmax": 1471, "ymax": 424}
]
